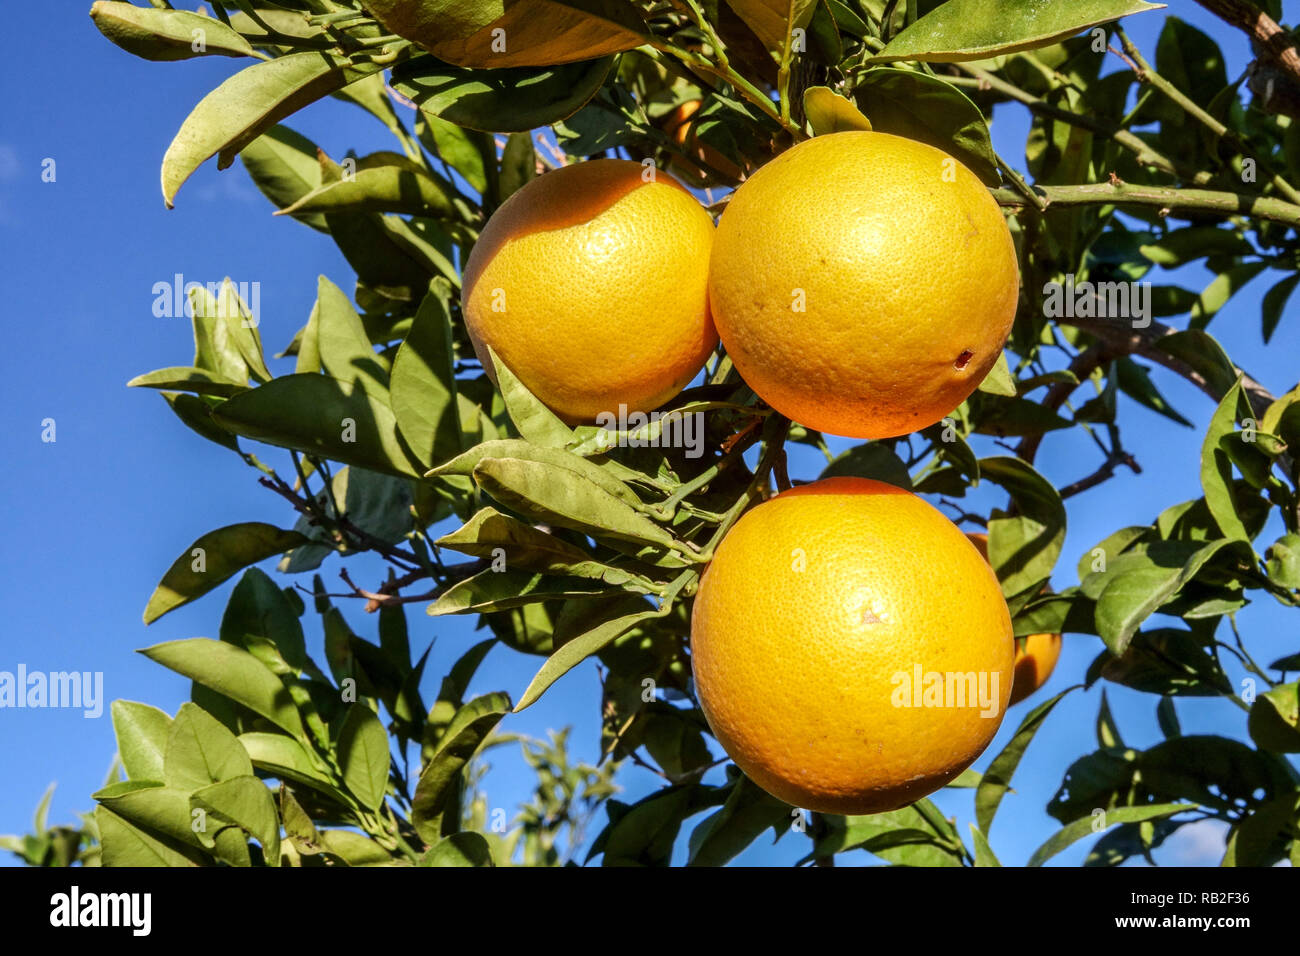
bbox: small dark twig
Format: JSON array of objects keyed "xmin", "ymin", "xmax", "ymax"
[
  {"xmin": 258, "ymin": 471, "xmax": 422, "ymax": 571},
  {"xmin": 1059, "ymin": 451, "xmax": 1142, "ymax": 500}
]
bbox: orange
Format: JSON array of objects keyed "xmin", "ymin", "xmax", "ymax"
[
  {"xmin": 662, "ymin": 100, "xmax": 743, "ymax": 183},
  {"xmin": 708, "ymin": 131, "xmax": 1020, "ymax": 440},
  {"xmin": 966, "ymin": 532, "xmax": 1062, "ymax": 706},
  {"xmin": 690, "ymin": 477, "xmax": 1014, "ymax": 814},
  {"xmin": 462, "ymin": 159, "xmax": 717, "ymax": 424}
]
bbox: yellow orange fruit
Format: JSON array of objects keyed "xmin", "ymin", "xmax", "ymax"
[
  {"xmin": 462, "ymin": 159, "xmax": 717, "ymax": 423},
  {"xmin": 690, "ymin": 477, "xmax": 1014, "ymax": 814},
  {"xmin": 966, "ymin": 532, "xmax": 1062, "ymax": 706},
  {"xmin": 708, "ymin": 131, "xmax": 1020, "ymax": 440}
]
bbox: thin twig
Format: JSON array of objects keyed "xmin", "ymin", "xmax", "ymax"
[{"xmin": 1058, "ymin": 450, "xmax": 1142, "ymax": 500}]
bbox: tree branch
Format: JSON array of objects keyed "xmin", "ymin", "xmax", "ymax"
[
  {"xmin": 1195, "ymin": 0, "xmax": 1300, "ymax": 83},
  {"xmin": 258, "ymin": 472, "xmax": 422, "ymax": 570},
  {"xmin": 1059, "ymin": 449, "xmax": 1142, "ymax": 500},
  {"xmin": 993, "ymin": 181, "xmax": 1300, "ymax": 229}
]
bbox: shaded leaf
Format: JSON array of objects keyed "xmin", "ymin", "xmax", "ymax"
[{"xmin": 143, "ymin": 523, "xmax": 307, "ymax": 624}]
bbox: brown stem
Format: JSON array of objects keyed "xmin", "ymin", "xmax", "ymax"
[
  {"xmin": 1059, "ymin": 450, "xmax": 1142, "ymax": 500},
  {"xmin": 1016, "ymin": 342, "xmax": 1116, "ymax": 464},
  {"xmin": 258, "ymin": 473, "xmax": 422, "ymax": 570},
  {"xmin": 1195, "ymin": 0, "xmax": 1300, "ymax": 83}
]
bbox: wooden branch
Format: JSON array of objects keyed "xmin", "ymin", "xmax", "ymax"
[{"xmin": 1195, "ymin": 0, "xmax": 1300, "ymax": 83}]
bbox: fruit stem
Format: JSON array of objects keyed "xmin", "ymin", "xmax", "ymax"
[
  {"xmin": 646, "ymin": 41, "xmax": 803, "ymax": 139},
  {"xmin": 696, "ymin": 416, "xmax": 791, "ymax": 561}
]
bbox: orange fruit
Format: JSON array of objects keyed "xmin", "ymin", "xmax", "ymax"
[
  {"xmin": 462, "ymin": 159, "xmax": 717, "ymax": 423},
  {"xmin": 708, "ymin": 131, "xmax": 1019, "ymax": 440},
  {"xmin": 966, "ymin": 532, "xmax": 1062, "ymax": 706},
  {"xmin": 690, "ymin": 477, "xmax": 1014, "ymax": 814},
  {"xmin": 662, "ymin": 100, "xmax": 743, "ymax": 182}
]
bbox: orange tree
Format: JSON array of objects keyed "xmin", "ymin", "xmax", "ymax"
[{"xmin": 10, "ymin": 0, "xmax": 1300, "ymax": 867}]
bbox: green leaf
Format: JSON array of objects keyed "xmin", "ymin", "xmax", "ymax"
[
  {"xmin": 1262, "ymin": 273, "xmax": 1300, "ymax": 343},
  {"xmin": 188, "ymin": 284, "xmax": 249, "ymax": 385},
  {"xmin": 1099, "ymin": 627, "xmax": 1233, "ymax": 696},
  {"xmin": 516, "ymin": 607, "xmax": 663, "ymax": 711},
  {"xmin": 1094, "ymin": 539, "xmax": 1237, "ymax": 655},
  {"xmin": 367, "ymin": 0, "xmax": 644, "ymax": 68},
  {"xmin": 212, "ymin": 373, "xmax": 424, "ymax": 478},
  {"xmin": 127, "ymin": 366, "xmax": 247, "ymax": 398},
  {"xmin": 190, "ymin": 776, "xmax": 281, "ymax": 864},
  {"xmin": 819, "ymin": 442, "xmax": 912, "ymax": 489},
  {"xmin": 970, "ymin": 393, "xmax": 1073, "ymax": 436},
  {"xmin": 976, "ymin": 688, "xmax": 1072, "ymax": 834},
  {"xmin": 813, "ymin": 804, "xmax": 964, "ymax": 866},
  {"xmin": 412, "ymin": 692, "xmax": 511, "ymax": 844},
  {"xmin": 1200, "ymin": 379, "xmax": 1252, "ymax": 542},
  {"xmin": 433, "ymin": 439, "xmax": 643, "ymax": 506},
  {"xmin": 1188, "ymin": 262, "xmax": 1268, "ymax": 329},
  {"xmin": 161, "ymin": 392, "xmax": 243, "ymax": 454},
  {"xmin": 390, "ymin": 285, "xmax": 463, "ymax": 469},
  {"xmin": 143, "ymin": 522, "xmax": 307, "ymax": 624},
  {"xmin": 1249, "ymin": 682, "xmax": 1300, "ymax": 752},
  {"xmin": 112, "ymin": 701, "xmax": 173, "ymax": 783},
  {"xmin": 162, "ymin": 52, "xmax": 384, "ymax": 207},
  {"xmin": 1095, "ymin": 689, "xmax": 1124, "ymax": 748},
  {"xmin": 238, "ymin": 732, "xmax": 341, "ymax": 797},
  {"xmin": 1223, "ymin": 793, "xmax": 1298, "ymax": 866},
  {"xmin": 724, "ymin": 0, "xmax": 818, "ymax": 56},
  {"xmin": 417, "ymin": 112, "xmax": 489, "ymax": 195},
  {"xmin": 873, "ymin": 0, "xmax": 1164, "ymax": 63},
  {"xmin": 686, "ymin": 776, "xmax": 790, "ymax": 866},
  {"xmin": 278, "ymin": 156, "xmax": 458, "ymax": 220},
  {"xmin": 419, "ymin": 831, "xmax": 495, "ymax": 866},
  {"xmin": 314, "ymin": 275, "xmax": 389, "ymax": 395},
  {"xmin": 1152, "ymin": 329, "xmax": 1238, "ymax": 400},
  {"xmin": 390, "ymin": 55, "xmax": 615, "ymax": 133},
  {"xmin": 487, "ymin": 345, "xmax": 572, "ymax": 449},
  {"xmin": 1028, "ymin": 803, "xmax": 1195, "ymax": 867},
  {"xmin": 90, "ymin": 1, "xmax": 255, "ymax": 60},
  {"xmin": 94, "ymin": 806, "xmax": 200, "ymax": 867},
  {"xmin": 93, "ymin": 782, "xmax": 204, "ymax": 850},
  {"xmin": 852, "ymin": 67, "xmax": 999, "ymax": 184},
  {"xmin": 1156, "ymin": 696, "xmax": 1181, "ymax": 738},
  {"xmin": 976, "ymin": 350, "xmax": 1018, "ymax": 396},
  {"xmin": 473, "ymin": 457, "xmax": 676, "ymax": 550},
  {"xmin": 803, "ymin": 86, "xmax": 872, "ymax": 135},
  {"xmin": 436, "ymin": 508, "xmax": 636, "ymax": 585},
  {"xmin": 1115, "ymin": 357, "xmax": 1192, "ymax": 427},
  {"xmin": 221, "ymin": 567, "xmax": 310, "ymax": 675},
  {"xmin": 596, "ymin": 786, "xmax": 701, "ymax": 866},
  {"xmin": 1265, "ymin": 533, "xmax": 1300, "ymax": 589},
  {"xmin": 970, "ymin": 824, "xmax": 1001, "ymax": 867},
  {"xmin": 316, "ymin": 829, "xmax": 394, "ymax": 865},
  {"xmin": 163, "ymin": 702, "xmax": 254, "ymax": 791},
  {"xmin": 338, "ymin": 705, "xmax": 391, "ymax": 811},
  {"xmin": 982, "ymin": 456, "xmax": 1067, "ymax": 598},
  {"xmin": 141, "ymin": 639, "xmax": 306, "ymax": 739},
  {"xmin": 429, "ymin": 568, "xmax": 607, "ymax": 616},
  {"xmin": 1138, "ymin": 227, "xmax": 1254, "ymax": 266},
  {"xmin": 427, "ymin": 639, "xmax": 496, "ymax": 744}
]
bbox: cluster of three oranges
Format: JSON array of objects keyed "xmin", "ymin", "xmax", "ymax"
[{"xmin": 462, "ymin": 131, "xmax": 1057, "ymax": 814}]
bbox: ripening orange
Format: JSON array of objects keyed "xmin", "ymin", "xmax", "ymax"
[
  {"xmin": 690, "ymin": 477, "xmax": 1014, "ymax": 814},
  {"xmin": 966, "ymin": 532, "xmax": 1062, "ymax": 705},
  {"xmin": 461, "ymin": 159, "xmax": 716, "ymax": 423},
  {"xmin": 709, "ymin": 131, "xmax": 1019, "ymax": 440}
]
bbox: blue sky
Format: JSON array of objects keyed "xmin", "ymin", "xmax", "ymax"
[{"xmin": 0, "ymin": 2, "xmax": 1296, "ymax": 867}]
